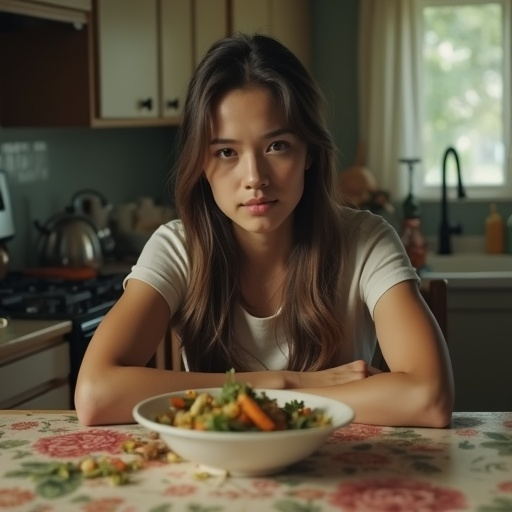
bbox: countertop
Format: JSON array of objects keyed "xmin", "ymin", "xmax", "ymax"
[
  {"xmin": 0, "ymin": 410, "xmax": 510, "ymax": 511},
  {"xmin": 0, "ymin": 319, "xmax": 72, "ymax": 363}
]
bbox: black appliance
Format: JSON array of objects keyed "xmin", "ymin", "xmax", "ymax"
[
  {"xmin": 0, "ymin": 272, "xmax": 125, "ymax": 404},
  {"xmin": 0, "ymin": 169, "xmax": 15, "ymax": 242}
]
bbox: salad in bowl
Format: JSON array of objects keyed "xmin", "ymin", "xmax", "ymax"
[{"xmin": 133, "ymin": 377, "xmax": 354, "ymax": 476}]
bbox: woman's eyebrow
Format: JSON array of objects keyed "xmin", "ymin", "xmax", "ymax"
[
  {"xmin": 209, "ymin": 128, "xmax": 295, "ymax": 146},
  {"xmin": 209, "ymin": 137, "xmax": 237, "ymax": 146},
  {"xmin": 264, "ymin": 128, "xmax": 295, "ymax": 139}
]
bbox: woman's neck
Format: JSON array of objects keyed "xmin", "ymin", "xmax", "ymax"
[
  {"xmin": 235, "ymin": 224, "xmax": 293, "ymax": 318},
  {"xmin": 234, "ymin": 221, "xmax": 293, "ymax": 273}
]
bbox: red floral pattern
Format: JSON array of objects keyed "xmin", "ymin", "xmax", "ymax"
[
  {"xmin": 0, "ymin": 487, "xmax": 35, "ymax": 507},
  {"xmin": 80, "ymin": 497, "xmax": 129, "ymax": 512},
  {"xmin": 408, "ymin": 443, "xmax": 445, "ymax": 453},
  {"xmin": 498, "ymin": 481, "xmax": 512, "ymax": 493},
  {"xmin": 0, "ymin": 411, "xmax": 509, "ymax": 511},
  {"xmin": 164, "ymin": 484, "xmax": 197, "ymax": 497},
  {"xmin": 252, "ymin": 480, "xmax": 280, "ymax": 490},
  {"xmin": 329, "ymin": 478, "xmax": 467, "ymax": 512},
  {"xmin": 33, "ymin": 429, "xmax": 133, "ymax": 458},
  {"xmin": 10, "ymin": 421, "xmax": 39, "ymax": 430},
  {"xmin": 330, "ymin": 423, "xmax": 385, "ymax": 442},
  {"xmin": 455, "ymin": 428, "xmax": 479, "ymax": 437}
]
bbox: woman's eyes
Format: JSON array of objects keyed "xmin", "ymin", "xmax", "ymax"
[
  {"xmin": 214, "ymin": 140, "xmax": 290, "ymax": 159},
  {"xmin": 267, "ymin": 140, "xmax": 290, "ymax": 153},
  {"xmin": 216, "ymin": 148, "xmax": 236, "ymax": 158}
]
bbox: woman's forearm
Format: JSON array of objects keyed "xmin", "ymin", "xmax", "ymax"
[
  {"xmin": 292, "ymin": 371, "xmax": 454, "ymax": 428},
  {"xmin": 76, "ymin": 362, "xmax": 453, "ymax": 428},
  {"xmin": 75, "ymin": 366, "xmax": 287, "ymax": 426}
]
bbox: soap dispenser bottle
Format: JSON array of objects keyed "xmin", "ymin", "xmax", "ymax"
[{"xmin": 485, "ymin": 203, "xmax": 504, "ymax": 254}]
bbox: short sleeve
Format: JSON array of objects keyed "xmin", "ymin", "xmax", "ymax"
[
  {"xmin": 358, "ymin": 216, "xmax": 419, "ymax": 317},
  {"xmin": 123, "ymin": 220, "xmax": 190, "ymax": 316}
]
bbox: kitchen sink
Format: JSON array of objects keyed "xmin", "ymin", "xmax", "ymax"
[
  {"xmin": 424, "ymin": 253, "xmax": 512, "ymax": 273},
  {"xmin": 421, "ymin": 252, "xmax": 512, "ymax": 288}
]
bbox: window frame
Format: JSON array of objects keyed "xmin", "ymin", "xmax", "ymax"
[{"xmin": 414, "ymin": 0, "xmax": 512, "ymax": 200}]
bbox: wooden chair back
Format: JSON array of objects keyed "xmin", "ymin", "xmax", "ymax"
[
  {"xmin": 373, "ymin": 278, "xmax": 448, "ymax": 372},
  {"xmin": 420, "ymin": 278, "xmax": 448, "ymax": 340}
]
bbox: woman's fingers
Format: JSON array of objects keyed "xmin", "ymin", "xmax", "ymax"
[{"xmin": 290, "ymin": 360, "xmax": 376, "ymax": 388}]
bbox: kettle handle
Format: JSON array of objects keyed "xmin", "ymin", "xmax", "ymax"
[
  {"xmin": 71, "ymin": 188, "xmax": 109, "ymax": 207},
  {"xmin": 33, "ymin": 219, "xmax": 51, "ymax": 235},
  {"xmin": 34, "ymin": 212, "xmax": 98, "ymax": 234}
]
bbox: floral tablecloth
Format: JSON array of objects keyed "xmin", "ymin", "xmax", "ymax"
[{"xmin": 0, "ymin": 411, "xmax": 511, "ymax": 512}]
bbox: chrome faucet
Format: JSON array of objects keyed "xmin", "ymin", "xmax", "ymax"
[{"xmin": 439, "ymin": 146, "xmax": 466, "ymax": 254}]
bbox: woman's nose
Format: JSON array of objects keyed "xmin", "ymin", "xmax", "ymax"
[{"xmin": 243, "ymin": 154, "xmax": 269, "ymax": 189}]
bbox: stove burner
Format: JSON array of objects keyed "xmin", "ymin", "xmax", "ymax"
[
  {"xmin": 0, "ymin": 270, "xmax": 127, "ymax": 409},
  {"xmin": 0, "ymin": 272, "xmax": 125, "ymax": 318}
]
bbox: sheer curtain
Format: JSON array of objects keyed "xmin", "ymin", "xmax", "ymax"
[{"xmin": 358, "ymin": 0, "xmax": 421, "ymax": 197}]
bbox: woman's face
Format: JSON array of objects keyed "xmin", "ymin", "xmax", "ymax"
[{"xmin": 203, "ymin": 87, "xmax": 310, "ymax": 238}]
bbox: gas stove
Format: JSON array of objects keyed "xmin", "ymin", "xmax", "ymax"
[
  {"xmin": 0, "ymin": 272, "xmax": 124, "ymax": 319},
  {"xmin": 0, "ymin": 271, "xmax": 126, "ymax": 405}
]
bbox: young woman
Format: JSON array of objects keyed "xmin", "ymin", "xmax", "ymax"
[{"xmin": 75, "ymin": 33, "xmax": 454, "ymax": 427}]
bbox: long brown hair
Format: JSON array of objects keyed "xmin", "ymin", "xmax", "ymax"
[{"xmin": 172, "ymin": 33, "xmax": 344, "ymax": 372}]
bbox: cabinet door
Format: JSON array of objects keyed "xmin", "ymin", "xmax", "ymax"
[
  {"xmin": 270, "ymin": 0, "xmax": 311, "ymax": 70},
  {"xmin": 193, "ymin": 0, "xmax": 228, "ymax": 65},
  {"xmin": 232, "ymin": 0, "xmax": 270, "ymax": 35},
  {"xmin": 96, "ymin": 0, "xmax": 159, "ymax": 118},
  {"xmin": 230, "ymin": 0, "xmax": 311, "ymax": 71},
  {"xmin": 160, "ymin": 0, "xmax": 193, "ymax": 118}
]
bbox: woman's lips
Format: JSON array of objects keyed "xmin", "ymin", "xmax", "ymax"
[{"xmin": 242, "ymin": 199, "xmax": 276, "ymax": 215}]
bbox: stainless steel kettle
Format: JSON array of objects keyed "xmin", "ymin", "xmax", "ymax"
[
  {"xmin": 71, "ymin": 189, "xmax": 115, "ymax": 255},
  {"xmin": 34, "ymin": 212, "xmax": 103, "ymax": 268}
]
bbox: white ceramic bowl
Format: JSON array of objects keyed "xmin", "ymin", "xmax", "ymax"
[{"xmin": 133, "ymin": 388, "xmax": 354, "ymax": 477}]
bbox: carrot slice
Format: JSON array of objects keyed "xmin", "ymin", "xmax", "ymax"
[
  {"xmin": 170, "ymin": 396, "xmax": 187, "ymax": 409},
  {"xmin": 237, "ymin": 393, "xmax": 276, "ymax": 431},
  {"xmin": 109, "ymin": 458, "xmax": 127, "ymax": 472}
]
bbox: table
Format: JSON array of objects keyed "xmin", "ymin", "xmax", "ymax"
[{"xmin": 0, "ymin": 411, "xmax": 511, "ymax": 511}]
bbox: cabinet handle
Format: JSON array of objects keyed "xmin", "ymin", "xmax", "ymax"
[
  {"xmin": 139, "ymin": 98, "xmax": 153, "ymax": 111},
  {"xmin": 166, "ymin": 99, "xmax": 179, "ymax": 110}
]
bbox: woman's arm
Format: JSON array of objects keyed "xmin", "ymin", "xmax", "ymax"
[
  {"xmin": 287, "ymin": 280, "xmax": 455, "ymax": 427},
  {"xmin": 75, "ymin": 279, "xmax": 288, "ymax": 425},
  {"xmin": 76, "ymin": 279, "xmax": 453, "ymax": 427}
]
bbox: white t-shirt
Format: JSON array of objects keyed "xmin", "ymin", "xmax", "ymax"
[{"xmin": 125, "ymin": 207, "xmax": 418, "ymax": 370}]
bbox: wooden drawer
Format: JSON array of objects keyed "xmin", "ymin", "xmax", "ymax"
[{"xmin": 0, "ymin": 342, "xmax": 70, "ymax": 404}]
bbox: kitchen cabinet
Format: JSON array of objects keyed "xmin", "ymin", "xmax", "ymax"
[
  {"xmin": 0, "ymin": 0, "xmax": 90, "ymax": 23},
  {"xmin": 160, "ymin": 0, "xmax": 195, "ymax": 117},
  {"xmin": 0, "ymin": 0, "xmax": 93, "ymax": 127},
  {"xmin": 96, "ymin": 0, "xmax": 228, "ymax": 121},
  {"xmin": 19, "ymin": 0, "xmax": 91, "ymax": 10},
  {"xmin": 0, "ymin": 0, "xmax": 309, "ymax": 128},
  {"xmin": 96, "ymin": 0, "xmax": 228, "ymax": 120},
  {"xmin": 446, "ymin": 286, "xmax": 512, "ymax": 412},
  {"xmin": 96, "ymin": 0, "xmax": 159, "ymax": 119},
  {"xmin": 231, "ymin": 0, "xmax": 311, "ymax": 70},
  {"xmin": 0, "ymin": 0, "xmax": 221, "ymax": 126},
  {"xmin": 193, "ymin": 0, "xmax": 228, "ymax": 65},
  {"xmin": 0, "ymin": 319, "xmax": 72, "ymax": 409},
  {"xmin": 96, "ymin": 0, "xmax": 196, "ymax": 121}
]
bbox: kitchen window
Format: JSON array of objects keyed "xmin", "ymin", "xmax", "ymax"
[
  {"xmin": 358, "ymin": 0, "xmax": 511, "ymax": 200},
  {"xmin": 417, "ymin": 0, "xmax": 511, "ymax": 199}
]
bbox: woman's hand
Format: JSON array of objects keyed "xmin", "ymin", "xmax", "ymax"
[{"xmin": 284, "ymin": 360, "xmax": 382, "ymax": 389}]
